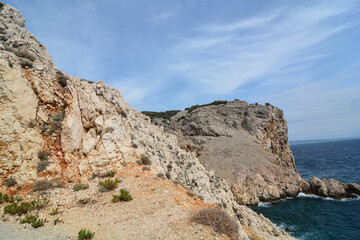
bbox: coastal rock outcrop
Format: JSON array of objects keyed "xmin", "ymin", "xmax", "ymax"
[
  {"xmin": 0, "ymin": 3, "xmax": 294, "ymax": 239},
  {"xmin": 148, "ymin": 100, "xmax": 310, "ymax": 206},
  {"xmin": 310, "ymin": 177, "xmax": 360, "ymax": 199}
]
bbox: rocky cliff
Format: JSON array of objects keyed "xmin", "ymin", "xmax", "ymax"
[
  {"xmin": 147, "ymin": 100, "xmax": 310, "ymax": 205},
  {"xmin": 0, "ymin": 3, "xmax": 294, "ymax": 240}
]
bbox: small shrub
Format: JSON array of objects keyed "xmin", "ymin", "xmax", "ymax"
[
  {"xmin": 4, "ymin": 45, "xmax": 36, "ymax": 61},
  {"xmin": 38, "ymin": 151, "xmax": 50, "ymax": 161},
  {"xmin": 4, "ymin": 201, "xmax": 34, "ymax": 216},
  {"xmin": 31, "ymin": 218, "xmax": 47, "ymax": 228},
  {"xmin": 49, "ymin": 208, "xmax": 59, "ymax": 216},
  {"xmin": 73, "ymin": 182, "xmax": 89, "ymax": 192},
  {"xmin": 0, "ymin": 193, "xmax": 13, "ymax": 203},
  {"xmin": 98, "ymin": 179, "xmax": 118, "ymax": 191},
  {"xmin": 131, "ymin": 143, "xmax": 138, "ymax": 149},
  {"xmin": 156, "ymin": 173, "xmax": 166, "ymax": 179},
  {"xmin": 20, "ymin": 59, "xmax": 33, "ymax": 68},
  {"xmin": 32, "ymin": 180, "xmax": 65, "ymax": 191},
  {"xmin": 136, "ymin": 160, "xmax": 142, "ymax": 165},
  {"xmin": 142, "ymin": 166, "xmax": 151, "ymax": 171},
  {"xmin": 33, "ymin": 198, "xmax": 50, "ymax": 210},
  {"xmin": 54, "ymin": 217, "xmax": 63, "ymax": 225},
  {"xmin": 40, "ymin": 125, "xmax": 49, "ymax": 133},
  {"xmin": 265, "ymin": 102, "xmax": 270, "ymax": 106},
  {"xmin": 20, "ymin": 213, "xmax": 39, "ymax": 224},
  {"xmin": 165, "ymin": 172, "xmax": 171, "ymax": 179},
  {"xmin": 141, "ymin": 110, "xmax": 181, "ymax": 120},
  {"xmin": 51, "ymin": 112, "xmax": 64, "ymax": 123},
  {"xmin": 112, "ymin": 189, "xmax": 133, "ymax": 203},
  {"xmin": 185, "ymin": 100, "xmax": 228, "ymax": 113},
  {"xmin": 78, "ymin": 229, "xmax": 95, "ymax": 240},
  {"xmin": 81, "ymin": 78, "xmax": 94, "ymax": 84},
  {"xmin": 191, "ymin": 208, "xmax": 239, "ymax": 240},
  {"xmin": 37, "ymin": 160, "xmax": 50, "ymax": 173},
  {"xmin": 77, "ymin": 198, "xmax": 94, "ymax": 205},
  {"xmin": 105, "ymin": 170, "xmax": 116, "ymax": 178},
  {"xmin": 16, "ymin": 51, "xmax": 36, "ymax": 61},
  {"xmin": 28, "ymin": 121, "xmax": 36, "ymax": 128},
  {"xmin": 186, "ymin": 190, "xmax": 196, "ymax": 198},
  {"xmin": 98, "ymin": 186, "xmax": 108, "ymax": 193},
  {"xmin": 3, "ymin": 177, "xmax": 17, "ymax": 187},
  {"xmin": 57, "ymin": 76, "xmax": 68, "ymax": 87},
  {"xmin": 140, "ymin": 154, "xmax": 152, "ymax": 165}
]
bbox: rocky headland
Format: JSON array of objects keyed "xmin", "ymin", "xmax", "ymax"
[
  {"xmin": 145, "ymin": 101, "xmax": 360, "ymax": 205},
  {"xmin": 0, "ymin": 2, "xmax": 294, "ymax": 240}
]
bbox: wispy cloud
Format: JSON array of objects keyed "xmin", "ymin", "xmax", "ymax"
[
  {"xmin": 201, "ymin": 13, "xmax": 278, "ymax": 33},
  {"xmin": 147, "ymin": 11, "xmax": 178, "ymax": 22},
  {"xmin": 165, "ymin": 1, "xmax": 359, "ymax": 95}
]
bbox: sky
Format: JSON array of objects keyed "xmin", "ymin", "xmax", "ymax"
[{"xmin": 4, "ymin": 0, "xmax": 360, "ymax": 140}]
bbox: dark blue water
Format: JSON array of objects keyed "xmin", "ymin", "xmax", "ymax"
[{"xmin": 253, "ymin": 138, "xmax": 360, "ymax": 240}]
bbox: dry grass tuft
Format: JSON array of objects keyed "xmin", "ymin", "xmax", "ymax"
[{"xmin": 191, "ymin": 208, "xmax": 239, "ymax": 240}]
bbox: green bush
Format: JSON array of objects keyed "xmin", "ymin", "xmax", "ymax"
[
  {"xmin": 112, "ymin": 189, "xmax": 133, "ymax": 203},
  {"xmin": 98, "ymin": 179, "xmax": 118, "ymax": 191},
  {"xmin": 54, "ymin": 217, "xmax": 62, "ymax": 225},
  {"xmin": 49, "ymin": 207, "xmax": 59, "ymax": 216},
  {"xmin": 4, "ymin": 201, "xmax": 34, "ymax": 216},
  {"xmin": 20, "ymin": 213, "xmax": 39, "ymax": 224},
  {"xmin": 0, "ymin": 192, "xmax": 13, "ymax": 204},
  {"xmin": 31, "ymin": 218, "xmax": 47, "ymax": 228},
  {"xmin": 105, "ymin": 170, "xmax": 116, "ymax": 178},
  {"xmin": 78, "ymin": 229, "xmax": 95, "ymax": 240},
  {"xmin": 73, "ymin": 182, "xmax": 89, "ymax": 192},
  {"xmin": 191, "ymin": 208, "xmax": 239, "ymax": 240},
  {"xmin": 3, "ymin": 198, "xmax": 49, "ymax": 216},
  {"xmin": 20, "ymin": 212, "xmax": 47, "ymax": 228}
]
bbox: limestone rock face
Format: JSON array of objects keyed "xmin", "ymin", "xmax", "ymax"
[
  {"xmin": 0, "ymin": 3, "xmax": 294, "ymax": 239},
  {"xmin": 310, "ymin": 177, "xmax": 360, "ymax": 199},
  {"xmin": 151, "ymin": 100, "xmax": 309, "ymax": 205}
]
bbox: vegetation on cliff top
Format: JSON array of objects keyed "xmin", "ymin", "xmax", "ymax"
[{"xmin": 141, "ymin": 100, "xmax": 228, "ymax": 120}]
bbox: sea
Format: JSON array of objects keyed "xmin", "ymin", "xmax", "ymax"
[{"xmin": 252, "ymin": 138, "xmax": 360, "ymax": 240}]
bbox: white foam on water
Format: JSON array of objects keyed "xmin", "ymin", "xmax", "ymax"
[
  {"xmin": 297, "ymin": 192, "xmax": 322, "ymax": 198},
  {"xmin": 340, "ymin": 195, "xmax": 360, "ymax": 201},
  {"xmin": 257, "ymin": 202, "xmax": 272, "ymax": 207},
  {"xmin": 297, "ymin": 192, "xmax": 360, "ymax": 201}
]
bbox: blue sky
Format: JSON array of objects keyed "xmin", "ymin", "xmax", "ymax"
[{"xmin": 5, "ymin": 0, "xmax": 360, "ymax": 140}]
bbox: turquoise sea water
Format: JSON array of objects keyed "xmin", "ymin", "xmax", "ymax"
[{"xmin": 252, "ymin": 138, "xmax": 360, "ymax": 240}]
